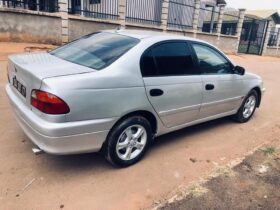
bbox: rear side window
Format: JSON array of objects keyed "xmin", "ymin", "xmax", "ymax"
[
  {"xmin": 141, "ymin": 42, "xmax": 195, "ymax": 77},
  {"xmin": 50, "ymin": 32, "xmax": 139, "ymax": 70}
]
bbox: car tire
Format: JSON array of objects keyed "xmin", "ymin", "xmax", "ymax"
[
  {"xmin": 104, "ymin": 116, "xmax": 152, "ymax": 167},
  {"xmin": 234, "ymin": 90, "xmax": 258, "ymax": 123}
]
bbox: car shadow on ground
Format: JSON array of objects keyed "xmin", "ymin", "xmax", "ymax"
[
  {"xmin": 152, "ymin": 117, "xmax": 233, "ymax": 148},
  {"xmin": 39, "ymin": 116, "xmax": 235, "ymax": 173}
]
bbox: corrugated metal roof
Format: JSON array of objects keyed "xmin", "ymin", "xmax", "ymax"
[
  {"xmin": 217, "ymin": 0, "xmax": 227, "ymax": 5},
  {"xmin": 223, "ymin": 9, "xmax": 280, "ymax": 23},
  {"xmin": 246, "ymin": 10, "xmax": 280, "ymax": 23},
  {"xmin": 246, "ymin": 10, "xmax": 278, "ymax": 19}
]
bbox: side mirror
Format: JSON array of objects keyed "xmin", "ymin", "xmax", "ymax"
[{"xmin": 233, "ymin": 66, "xmax": 245, "ymax": 76}]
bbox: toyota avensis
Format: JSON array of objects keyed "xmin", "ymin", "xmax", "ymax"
[{"xmin": 6, "ymin": 30, "xmax": 265, "ymax": 167}]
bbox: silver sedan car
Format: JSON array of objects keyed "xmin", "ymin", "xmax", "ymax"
[{"xmin": 6, "ymin": 30, "xmax": 265, "ymax": 167}]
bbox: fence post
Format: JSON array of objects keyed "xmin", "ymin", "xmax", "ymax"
[
  {"xmin": 236, "ymin": 9, "xmax": 246, "ymax": 37},
  {"xmin": 161, "ymin": 0, "xmax": 169, "ymax": 31},
  {"xmin": 262, "ymin": 21, "xmax": 273, "ymax": 55},
  {"xmin": 59, "ymin": 0, "xmax": 69, "ymax": 44},
  {"xmin": 276, "ymin": 30, "xmax": 280, "ymax": 55},
  {"xmin": 118, "ymin": 0, "xmax": 126, "ymax": 27},
  {"xmin": 216, "ymin": 5, "xmax": 225, "ymax": 35},
  {"xmin": 192, "ymin": 0, "xmax": 201, "ymax": 36},
  {"xmin": 36, "ymin": 0, "xmax": 40, "ymax": 11},
  {"xmin": 235, "ymin": 8, "xmax": 246, "ymax": 53}
]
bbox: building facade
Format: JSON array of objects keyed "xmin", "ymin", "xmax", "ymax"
[{"xmin": 3, "ymin": 0, "xmax": 272, "ymax": 56}]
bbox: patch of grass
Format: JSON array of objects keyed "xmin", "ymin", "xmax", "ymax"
[
  {"xmin": 188, "ymin": 185, "xmax": 209, "ymax": 198},
  {"xmin": 261, "ymin": 146, "xmax": 276, "ymax": 155}
]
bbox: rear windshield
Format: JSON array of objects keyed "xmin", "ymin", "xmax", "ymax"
[{"xmin": 50, "ymin": 32, "xmax": 140, "ymax": 70}]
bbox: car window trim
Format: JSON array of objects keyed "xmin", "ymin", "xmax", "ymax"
[
  {"xmin": 140, "ymin": 40, "xmax": 200, "ymax": 78},
  {"xmin": 189, "ymin": 41, "xmax": 234, "ymax": 75}
]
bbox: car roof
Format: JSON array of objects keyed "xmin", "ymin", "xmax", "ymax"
[
  {"xmin": 99, "ymin": 29, "xmax": 234, "ymax": 67},
  {"xmin": 103, "ymin": 29, "xmax": 208, "ymax": 44},
  {"xmin": 102, "ymin": 29, "xmax": 235, "ymax": 65}
]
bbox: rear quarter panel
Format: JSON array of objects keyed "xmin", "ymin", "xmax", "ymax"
[{"xmin": 40, "ymin": 43, "xmax": 158, "ymax": 123}]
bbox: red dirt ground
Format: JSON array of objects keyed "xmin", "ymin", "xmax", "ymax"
[{"xmin": 0, "ymin": 42, "xmax": 280, "ymax": 210}]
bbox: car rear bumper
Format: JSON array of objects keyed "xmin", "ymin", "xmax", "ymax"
[{"xmin": 6, "ymin": 84, "xmax": 117, "ymax": 155}]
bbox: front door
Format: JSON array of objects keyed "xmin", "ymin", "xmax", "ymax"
[
  {"xmin": 140, "ymin": 41, "xmax": 203, "ymax": 128},
  {"xmin": 191, "ymin": 43, "xmax": 245, "ymax": 119}
]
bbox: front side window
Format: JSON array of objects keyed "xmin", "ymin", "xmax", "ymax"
[
  {"xmin": 50, "ymin": 32, "xmax": 139, "ymax": 70},
  {"xmin": 141, "ymin": 42, "xmax": 195, "ymax": 77},
  {"xmin": 192, "ymin": 43, "xmax": 232, "ymax": 74}
]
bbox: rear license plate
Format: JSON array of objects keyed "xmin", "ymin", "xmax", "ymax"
[{"xmin": 12, "ymin": 76, "xmax": 26, "ymax": 98}]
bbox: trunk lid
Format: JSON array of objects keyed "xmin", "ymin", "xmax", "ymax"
[
  {"xmin": 7, "ymin": 52, "xmax": 95, "ymax": 107},
  {"xmin": 9, "ymin": 52, "xmax": 96, "ymax": 79}
]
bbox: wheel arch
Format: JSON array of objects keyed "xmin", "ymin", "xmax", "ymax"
[
  {"xmin": 114, "ymin": 110, "xmax": 158, "ymax": 136},
  {"xmin": 252, "ymin": 86, "xmax": 262, "ymax": 107},
  {"xmin": 101, "ymin": 110, "xmax": 158, "ymax": 153}
]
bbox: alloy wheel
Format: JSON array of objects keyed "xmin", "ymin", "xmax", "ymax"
[
  {"xmin": 243, "ymin": 95, "xmax": 256, "ymax": 119},
  {"xmin": 116, "ymin": 125, "xmax": 147, "ymax": 161}
]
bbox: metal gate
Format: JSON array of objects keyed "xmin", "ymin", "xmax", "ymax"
[{"xmin": 238, "ymin": 17, "xmax": 268, "ymax": 55}]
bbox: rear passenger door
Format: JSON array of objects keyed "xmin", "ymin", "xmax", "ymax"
[
  {"xmin": 191, "ymin": 42, "xmax": 245, "ymax": 119},
  {"xmin": 140, "ymin": 41, "xmax": 203, "ymax": 128}
]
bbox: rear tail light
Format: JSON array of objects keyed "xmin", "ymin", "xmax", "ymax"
[{"xmin": 31, "ymin": 90, "xmax": 70, "ymax": 115}]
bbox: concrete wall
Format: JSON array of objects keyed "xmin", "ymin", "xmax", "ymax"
[
  {"xmin": 68, "ymin": 17, "xmax": 120, "ymax": 41},
  {"xmin": 0, "ymin": 6, "xmax": 239, "ymax": 55},
  {"xmin": 217, "ymin": 35, "xmax": 239, "ymax": 54},
  {"xmin": 0, "ymin": 9, "xmax": 62, "ymax": 45},
  {"xmin": 197, "ymin": 32, "xmax": 239, "ymax": 54},
  {"xmin": 263, "ymin": 47, "xmax": 280, "ymax": 57},
  {"xmin": 196, "ymin": 32, "xmax": 219, "ymax": 46}
]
